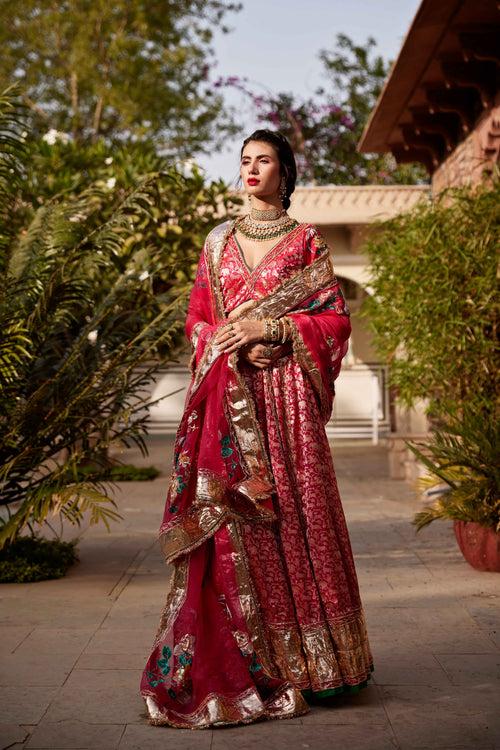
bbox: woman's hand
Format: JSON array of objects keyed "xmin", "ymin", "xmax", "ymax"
[
  {"xmin": 213, "ymin": 318, "xmax": 266, "ymax": 355},
  {"xmin": 239, "ymin": 341, "xmax": 293, "ymax": 369}
]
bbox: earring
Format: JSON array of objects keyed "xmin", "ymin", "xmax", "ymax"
[{"xmin": 279, "ymin": 177, "xmax": 287, "ymax": 202}]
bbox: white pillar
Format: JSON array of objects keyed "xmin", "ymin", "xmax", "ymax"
[{"xmin": 371, "ymin": 371, "xmax": 379, "ymax": 445}]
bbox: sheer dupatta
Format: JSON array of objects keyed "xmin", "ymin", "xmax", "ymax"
[{"xmin": 158, "ymin": 220, "xmax": 351, "ymax": 566}]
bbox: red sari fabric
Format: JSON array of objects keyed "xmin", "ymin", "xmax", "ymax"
[{"xmin": 140, "ymin": 221, "xmax": 374, "ymax": 728}]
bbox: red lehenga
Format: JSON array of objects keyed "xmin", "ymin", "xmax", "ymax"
[{"xmin": 140, "ymin": 219, "xmax": 374, "ymax": 729}]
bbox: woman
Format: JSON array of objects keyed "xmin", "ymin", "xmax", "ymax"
[{"xmin": 140, "ymin": 129, "xmax": 373, "ymax": 729}]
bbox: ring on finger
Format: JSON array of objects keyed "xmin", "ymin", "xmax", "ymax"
[{"xmin": 263, "ymin": 346, "xmax": 273, "ymax": 357}]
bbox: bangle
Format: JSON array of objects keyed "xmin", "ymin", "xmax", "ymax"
[
  {"xmin": 264, "ymin": 318, "xmax": 283, "ymax": 343},
  {"xmin": 280, "ymin": 318, "xmax": 288, "ymax": 344},
  {"xmin": 270, "ymin": 318, "xmax": 279, "ymax": 342},
  {"xmin": 264, "ymin": 318, "xmax": 272, "ymax": 342}
]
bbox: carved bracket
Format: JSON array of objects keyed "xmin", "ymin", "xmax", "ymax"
[
  {"xmin": 458, "ymin": 29, "xmax": 500, "ymax": 64},
  {"xmin": 425, "ymin": 86, "xmax": 481, "ymax": 132},
  {"xmin": 409, "ymin": 107, "xmax": 462, "ymax": 152},
  {"xmin": 389, "ymin": 143, "xmax": 434, "ymax": 174},
  {"xmin": 440, "ymin": 59, "xmax": 497, "ymax": 108}
]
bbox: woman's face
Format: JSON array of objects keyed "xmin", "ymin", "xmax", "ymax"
[{"xmin": 240, "ymin": 140, "xmax": 281, "ymax": 200}]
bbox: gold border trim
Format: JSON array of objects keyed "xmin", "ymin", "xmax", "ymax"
[{"xmin": 144, "ymin": 682, "xmax": 308, "ymax": 729}]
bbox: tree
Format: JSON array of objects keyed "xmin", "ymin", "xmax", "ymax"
[
  {"xmin": 0, "ymin": 86, "xmax": 240, "ymax": 549},
  {"xmin": 216, "ymin": 35, "xmax": 427, "ymax": 185},
  {"xmin": 0, "ymin": 0, "xmax": 241, "ymax": 156}
]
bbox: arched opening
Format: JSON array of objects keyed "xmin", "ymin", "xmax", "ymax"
[
  {"xmin": 328, "ymin": 275, "xmax": 390, "ymax": 441},
  {"xmin": 336, "ymin": 275, "xmax": 378, "ymax": 367}
]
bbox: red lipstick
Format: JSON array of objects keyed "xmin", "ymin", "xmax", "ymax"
[{"xmin": 247, "ymin": 178, "xmax": 260, "ymax": 185}]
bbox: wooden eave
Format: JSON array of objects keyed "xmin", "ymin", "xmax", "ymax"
[{"xmin": 358, "ymin": 0, "xmax": 500, "ymax": 173}]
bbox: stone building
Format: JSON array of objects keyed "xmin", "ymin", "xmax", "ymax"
[
  {"xmin": 147, "ymin": 185, "xmax": 428, "ymax": 443},
  {"xmin": 358, "ymin": 0, "xmax": 500, "ymax": 192},
  {"xmin": 149, "ymin": 0, "xmax": 499, "ymax": 473},
  {"xmin": 356, "ymin": 0, "xmax": 499, "ymax": 476}
]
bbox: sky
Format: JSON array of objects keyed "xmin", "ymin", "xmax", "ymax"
[{"xmin": 196, "ymin": 0, "xmax": 422, "ymax": 184}]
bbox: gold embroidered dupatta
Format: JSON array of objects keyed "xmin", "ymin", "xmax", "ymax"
[{"xmin": 159, "ymin": 220, "xmax": 349, "ymax": 565}]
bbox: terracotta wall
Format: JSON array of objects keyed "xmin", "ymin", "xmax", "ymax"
[{"xmin": 432, "ymin": 102, "xmax": 500, "ymax": 193}]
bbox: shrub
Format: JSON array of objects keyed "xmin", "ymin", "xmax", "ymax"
[
  {"xmin": 0, "ymin": 86, "xmax": 239, "ymax": 549},
  {"xmin": 362, "ymin": 181, "xmax": 499, "ymax": 416},
  {"xmin": 0, "ymin": 536, "xmax": 78, "ymax": 583}
]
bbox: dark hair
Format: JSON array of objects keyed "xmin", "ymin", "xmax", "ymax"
[{"xmin": 240, "ymin": 129, "xmax": 297, "ymax": 210}]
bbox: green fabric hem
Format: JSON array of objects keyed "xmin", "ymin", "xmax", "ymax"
[{"xmin": 301, "ymin": 664, "xmax": 374, "ymax": 700}]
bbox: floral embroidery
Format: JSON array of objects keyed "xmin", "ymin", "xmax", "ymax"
[
  {"xmin": 173, "ymin": 475, "xmax": 187, "ymax": 494},
  {"xmin": 177, "ymin": 451, "xmax": 190, "ymax": 468},
  {"xmin": 169, "ymin": 634, "xmax": 196, "ymax": 704},
  {"xmin": 174, "ymin": 634, "xmax": 195, "ymax": 667},
  {"xmin": 146, "ymin": 644, "xmax": 173, "ymax": 687},
  {"xmin": 168, "ymin": 438, "xmax": 191, "ymax": 513},
  {"xmin": 219, "ymin": 432, "xmax": 238, "ymax": 479},
  {"xmin": 146, "ymin": 669, "xmax": 164, "ymax": 688},
  {"xmin": 167, "ymin": 472, "xmax": 187, "ymax": 512},
  {"xmin": 233, "ymin": 630, "xmax": 263, "ymax": 674},
  {"xmin": 187, "ymin": 410, "xmax": 199, "ymax": 432},
  {"xmin": 158, "ymin": 645, "xmax": 172, "ymax": 675},
  {"xmin": 307, "ymin": 298, "xmax": 322, "ymax": 310},
  {"xmin": 147, "ymin": 635, "xmax": 195, "ymax": 698},
  {"xmin": 220, "ymin": 434, "xmax": 233, "ymax": 458},
  {"xmin": 311, "ymin": 231, "xmax": 329, "ymax": 256}
]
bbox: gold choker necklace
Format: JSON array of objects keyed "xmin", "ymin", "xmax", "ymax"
[
  {"xmin": 250, "ymin": 206, "xmax": 284, "ymax": 221},
  {"xmin": 236, "ymin": 210, "xmax": 298, "ymax": 242}
]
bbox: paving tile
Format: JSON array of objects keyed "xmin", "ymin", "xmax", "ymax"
[
  {"xmin": 76, "ymin": 652, "xmax": 145, "ymax": 670},
  {"xmin": 25, "ymin": 720, "xmax": 124, "ymax": 749},
  {"xmin": 372, "ymin": 659, "xmax": 451, "ymax": 687},
  {"xmin": 16, "ymin": 629, "xmax": 94, "ymax": 656},
  {"xmin": 82, "ymin": 629, "xmax": 153, "ymax": 655},
  {"xmin": 118, "ymin": 723, "xmax": 212, "ymax": 749},
  {"xmin": 434, "ymin": 653, "xmax": 500, "ymax": 686},
  {"xmin": 300, "ymin": 685, "xmax": 389, "ymax": 726},
  {"xmin": 42, "ymin": 670, "xmax": 144, "ymax": 725},
  {"xmin": 0, "ymin": 652, "xmax": 77, "ymax": 687},
  {"xmin": 0, "ymin": 687, "xmax": 59, "ymax": 724},
  {"xmin": 369, "ymin": 630, "xmax": 497, "ymax": 658},
  {"xmin": 1, "ymin": 442, "xmax": 498, "ymax": 750},
  {"xmin": 380, "ymin": 684, "xmax": 497, "ymax": 749},
  {"xmin": 0, "ymin": 627, "xmax": 33, "ymax": 655},
  {"xmin": 0, "ymin": 596, "xmax": 110, "ymax": 629},
  {"xmin": 210, "ymin": 720, "xmax": 398, "ymax": 750},
  {"xmin": 0, "ymin": 724, "xmax": 29, "ymax": 749},
  {"xmin": 464, "ymin": 598, "xmax": 500, "ymax": 649}
]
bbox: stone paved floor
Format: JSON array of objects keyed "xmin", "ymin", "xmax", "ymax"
[{"xmin": 1, "ymin": 437, "xmax": 499, "ymax": 750}]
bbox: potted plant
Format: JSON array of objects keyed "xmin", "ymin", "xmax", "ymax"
[{"xmin": 409, "ymin": 405, "xmax": 499, "ymax": 572}]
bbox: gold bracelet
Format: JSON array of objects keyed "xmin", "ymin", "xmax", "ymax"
[
  {"xmin": 270, "ymin": 318, "xmax": 279, "ymax": 342},
  {"xmin": 280, "ymin": 317, "xmax": 288, "ymax": 344},
  {"xmin": 264, "ymin": 318, "xmax": 272, "ymax": 342}
]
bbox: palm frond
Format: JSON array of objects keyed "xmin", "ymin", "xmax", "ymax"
[
  {"xmin": 410, "ymin": 404, "xmax": 500, "ymax": 531},
  {"xmin": 0, "ymin": 84, "xmax": 28, "ymax": 266}
]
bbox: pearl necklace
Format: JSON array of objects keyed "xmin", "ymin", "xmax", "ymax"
[{"xmin": 236, "ymin": 208, "xmax": 298, "ymax": 242}]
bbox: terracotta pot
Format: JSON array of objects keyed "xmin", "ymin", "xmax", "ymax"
[{"xmin": 453, "ymin": 520, "xmax": 500, "ymax": 572}]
